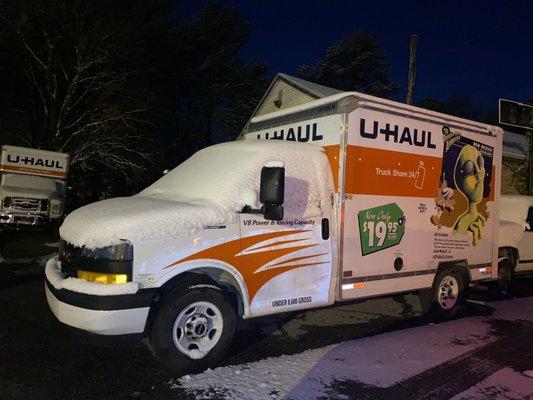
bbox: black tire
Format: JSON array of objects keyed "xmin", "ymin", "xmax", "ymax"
[
  {"xmin": 149, "ymin": 282, "xmax": 236, "ymax": 374},
  {"xmin": 489, "ymin": 259, "xmax": 514, "ymax": 296},
  {"xmin": 422, "ymin": 269, "xmax": 466, "ymax": 319}
]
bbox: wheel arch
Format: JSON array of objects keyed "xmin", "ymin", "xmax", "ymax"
[
  {"xmin": 143, "ymin": 261, "xmax": 250, "ymax": 337},
  {"xmin": 158, "ymin": 260, "xmax": 249, "ymax": 314},
  {"xmin": 498, "ymin": 246, "xmax": 518, "ymax": 269},
  {"xmin": 435, "ymin": 260, "xmax": 470, "ymax": 285}
]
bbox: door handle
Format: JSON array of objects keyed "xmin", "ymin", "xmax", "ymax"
[{"xmin": 321, "ymin": 218, "xmax": 329, "ymax": 240}]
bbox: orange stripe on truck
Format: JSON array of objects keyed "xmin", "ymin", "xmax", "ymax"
[
  {"xmin": 269, "ymin": 252, "xmax": 328, "ymax": 267},
  {"xmin": 249, "ymin": 238, "xmax": 308, "ymax": 251},
  {"xmin": 0, "ymin": 165, "xmax": 68, "ymax": 178},
  {"xmin": 323, "ymin": 145, "xmax": 340, "ymax": 191},
  {"xmin": 166, "ymin": 230, "xmax": 323, "ymax": 301},
  {"xmin": 345, "ymin": 145, "xmax": 442, "ymax": 197}
]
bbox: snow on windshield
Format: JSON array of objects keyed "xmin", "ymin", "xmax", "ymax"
[
  {"xmin": 138, "ymin": 140, "xmax": 331, "ymax": 218},
  {"xmin": 60, "ymin": 140, "xmax": 332, "ymax": 248}
]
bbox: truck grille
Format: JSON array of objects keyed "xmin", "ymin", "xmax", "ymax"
[{"xmin": 10, "ymin": 197, "xmax": 42, "ymax": 213}]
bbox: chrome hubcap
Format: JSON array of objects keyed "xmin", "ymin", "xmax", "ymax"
[
  {"xmin": 438, "ymin": 275, "xmax": 459, "ymax": 310},
  {"xmin": 172, "ymin": 301, "xmax": 223, "ymax": 359}
]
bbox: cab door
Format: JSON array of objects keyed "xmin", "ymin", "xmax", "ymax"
[{"xmin": 239, "ymin": 189, "xmax": 333, "ymax": 317}]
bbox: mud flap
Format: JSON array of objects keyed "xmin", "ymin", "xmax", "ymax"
[{"xmin": 419, "ymin": 288, "xmax": 433, "ymax": 314}]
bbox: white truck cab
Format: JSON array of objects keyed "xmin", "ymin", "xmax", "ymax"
[{"xmin": 45, "ymin": 86, "xmax": 503, "ymax": 373}]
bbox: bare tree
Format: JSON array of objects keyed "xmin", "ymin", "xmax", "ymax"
[{"xmin": 0, "ymin": 0, "xmax": 155, "ymax": 183}]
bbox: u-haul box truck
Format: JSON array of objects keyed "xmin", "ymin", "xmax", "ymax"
[
  {"xmin": 0, "ymin": 145, "xmax": 69, "ymax": 227},
  {"xmin": 44, "ymin": 87, "xmax": 502, "ymax": 373}
]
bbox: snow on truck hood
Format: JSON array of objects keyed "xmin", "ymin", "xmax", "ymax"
[{"xmin": 60, "ymin": 140, "xmax": 332, "ymax": 249}]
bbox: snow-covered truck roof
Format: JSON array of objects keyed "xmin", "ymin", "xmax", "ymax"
[{"xmin": 60, "ymin": 140, "xmax": 333, "ymax": 248}]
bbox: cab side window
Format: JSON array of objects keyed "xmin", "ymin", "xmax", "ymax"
[{"xmin": 526, "ymin": 207, "xmax": 533, "ymax": 232}]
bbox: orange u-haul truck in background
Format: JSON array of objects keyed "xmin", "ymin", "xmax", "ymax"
[{"xmin": 45, "ymin": 88, "xmax": 503, "ymax": 373}]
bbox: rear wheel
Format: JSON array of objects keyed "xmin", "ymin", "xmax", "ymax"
[
  {"xmin": 149, "ymin": 282, "xmax": 236, "ymax": 374},
  {"xmin": 422, "ymin": 269, "xmax": 465, "ymax": 319}
]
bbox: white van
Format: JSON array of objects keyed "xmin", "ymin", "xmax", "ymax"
[
  {"xmin": 45, "ymin": 84, "xmax": 503, "ymax": 372},
  {"xmin": 497, "ymin": 195, "xmax": 533, "ymax": 291}
]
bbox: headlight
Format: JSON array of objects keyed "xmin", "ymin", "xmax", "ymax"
[
  {"xmin": 51, "ymin": 202, "xmax": 61, "ymax": 215},
  {"xmin": 80, "ymin": 241, "xmax": 133, "ymax": 261},
  {"xmin": 77, "ymin": 270, "xmax": 128, "ymax": 284},
  {"xmin": 58, "ymin": 239, "xmax": 133, "ymax": 284},
  {"xmin": 41, "ymin": 199, "xmax": 49, "ymax": 212}
]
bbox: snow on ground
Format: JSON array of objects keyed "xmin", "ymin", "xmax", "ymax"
[
  {"xmin": 44, "ymin": 241, "xmax": 59, "ymax": 248},
  {"xmin": 175, "ymin": 297, "xmax": 533, "ymax": 400},
  {"xmin": 173, "ymin": 345, "xmax": 336, "ymax": 400},
  {"xmin": 60, "ymin": 140, "xmax": 332, "ymax": 249},
  {"xmin": 450, "ymin": 368, "xmax": 533, "ymax": 400}
]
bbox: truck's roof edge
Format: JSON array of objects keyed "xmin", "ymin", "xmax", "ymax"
[
  {"xmin": 1, "ymin": 145, "xmax": 69, "ymax": 158},
  {"xmin": 249, "ymin": 92, "xmax": 499, "ymax": 134}
]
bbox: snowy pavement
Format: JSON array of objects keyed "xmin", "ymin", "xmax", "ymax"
[
  {"xmin": 1, "ymin": 269, "xmax": 532, "ymax": 400},
  {"xmin": 174, "ymin": 297, "xmax": 533, "ymax": 400}
]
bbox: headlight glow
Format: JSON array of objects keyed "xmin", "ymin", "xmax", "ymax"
[{"xmin": 77, "ymin": 270, "xmax": 128, "ymax": 284}]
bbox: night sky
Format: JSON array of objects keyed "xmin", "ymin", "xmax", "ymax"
[{"xmin": 181, "ymin": 0, "xmax": 532, "ymax": 113}]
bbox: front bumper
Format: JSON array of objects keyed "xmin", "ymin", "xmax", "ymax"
[
  {"xmin": 45, "ymin": 260, "xmax": 157, "ymax": 335},
  {"xmin": 0, "ymin": 212, "xmax": 50, "ymax": 226}
]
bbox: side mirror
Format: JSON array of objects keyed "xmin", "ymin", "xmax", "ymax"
[
  {"xmin": 264, "ymin": 204, "xmax": 283, "ymax": 221},
  {"xmin": 260, "ymin": 161, "xmax": 284, "ymax": 220}
]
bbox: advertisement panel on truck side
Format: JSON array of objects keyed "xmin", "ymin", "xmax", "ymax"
[{"xmin": 340, "ymin": 107, "xmax": 501, "ymax": 299}]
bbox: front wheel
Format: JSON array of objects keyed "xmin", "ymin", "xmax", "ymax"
[{"xmin": 149, "ymin": 284, "xmax": 236, "ymax": 373}]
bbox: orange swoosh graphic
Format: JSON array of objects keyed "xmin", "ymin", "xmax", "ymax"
[
  {"xmin": 165, "ymin": 229, "xmax": 325, "ymax": 301},
  {"xmin": 269, "ymin": 252, "xmax": 328, "ymax": 268},
  {"xmin": 265, "ymin": 261, "xmax": 327, "ymax": 270},
  {"xmin": 248, "ymin": 238, "xmax": 308, "ymax": 252}
]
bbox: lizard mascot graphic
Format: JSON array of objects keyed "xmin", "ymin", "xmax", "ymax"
[
  {"xmin": 431, "ymin": 126, "xmax": 493, "ymax": 246},
  {"xmin": 453, "ymin": 145, "xmax": 486, "ymax": 245}
]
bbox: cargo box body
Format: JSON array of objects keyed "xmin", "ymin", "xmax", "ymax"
[{"xmin": 244, "ymin": 92, "xmax": 503, "ymax": 301}]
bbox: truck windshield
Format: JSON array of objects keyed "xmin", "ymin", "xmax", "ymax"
[
  {"xmin": 1, "ymin": 173, "xmax": 65, "ymax": 196},
  {"xmin": 137, "ymin": 142, "xmax": 258, "ymax": 206},
  {"xmin": 137, "ymin": 140, "xmax": 328, "ymax": 220}
]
